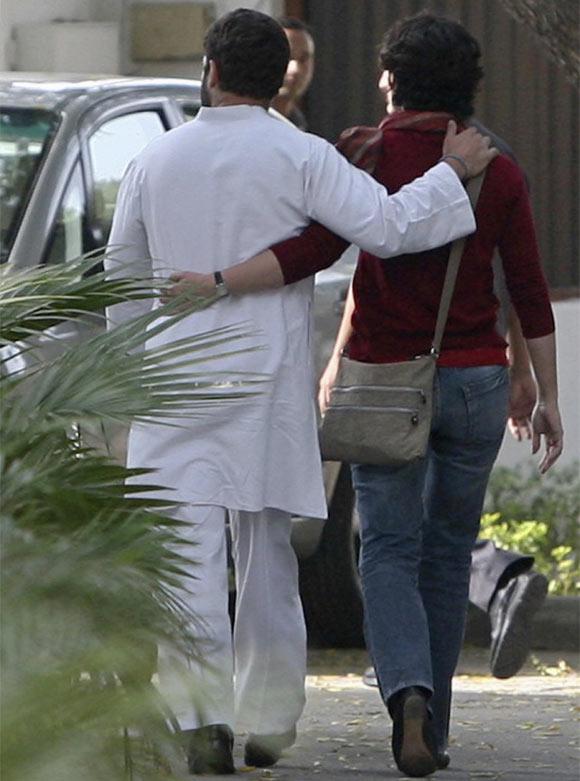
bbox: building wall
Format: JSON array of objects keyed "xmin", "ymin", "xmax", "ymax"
[
  {"xmin": 91, "ymin": 0, "xmax": 283, "ymax": 77},
  {"xmin": 0, "ymin": 0, "xmax": 284, "ymax": 75},
  {"xmin": 0, "ymin": 0, "xmax": 93, "ymax": 70}
]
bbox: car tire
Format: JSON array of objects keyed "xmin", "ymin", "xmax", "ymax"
[{"xmin": 299, "ymin": 464, "xmax": 365, "ymax": 647}]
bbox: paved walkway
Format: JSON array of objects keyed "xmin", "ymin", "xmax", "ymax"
[{"xmin": 223, "ymin": 648, "xmax": 579, "ymax": 781}]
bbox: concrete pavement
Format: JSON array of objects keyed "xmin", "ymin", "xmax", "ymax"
[{"xmin": 225, "ymin": 648, "xmax": 579, "ymax": 781}]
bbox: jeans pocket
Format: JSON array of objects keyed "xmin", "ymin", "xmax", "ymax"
[{"xmin": 462, "ymin": 366, "xmax": 509, "ymax": 442}]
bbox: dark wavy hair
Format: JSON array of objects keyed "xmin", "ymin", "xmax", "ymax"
[
  {"xmin": 379, "ymin": 13, "xmax": 483, "ymax": 119},
  {"xmin": 204, "ymin": 9, "xmax": 290, "ymax": 100}
]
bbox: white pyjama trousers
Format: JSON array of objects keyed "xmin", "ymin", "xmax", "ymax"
[{"xmin": 157, "ymin": 504, "xmax": 307, "ymax": 735}]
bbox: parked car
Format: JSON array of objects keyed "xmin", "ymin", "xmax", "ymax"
[{"xmin": 0, "ymin": 74, "xmax": 364, "ymax": 646}]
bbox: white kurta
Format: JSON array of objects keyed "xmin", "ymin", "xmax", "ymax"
[{"xmin": 106, "ymin": 105, "xmax": 475, "ymax": 519}]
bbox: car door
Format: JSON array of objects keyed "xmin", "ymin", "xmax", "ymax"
[
  {"xmin": 81, "ymin": 100, "xmax": 171, "ymax": 252},
  {"xmin": 43, "ymin": 98, "xmax": 174, "ymax": 268}
]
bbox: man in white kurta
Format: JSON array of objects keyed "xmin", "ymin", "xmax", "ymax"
[{"xmin": 105, "ymin": 8, "xmax": 484, "ymax": 771}]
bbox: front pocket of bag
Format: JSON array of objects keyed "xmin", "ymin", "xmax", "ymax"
[
  {"xmin": 331, "ymin": 385, "xmax": 428, "ymax": 409},
  {"xmin": 320, "ymin": 401, "xmax": 430, "ymax": 465}
]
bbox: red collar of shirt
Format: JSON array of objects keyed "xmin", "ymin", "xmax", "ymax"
[
  {"xmin": 379, "ymin": 110, "xmax": 465, "ymax": 135},
  {"xmin": 335, "ymin": 111, "xmax": 467, "ymax": 178}
]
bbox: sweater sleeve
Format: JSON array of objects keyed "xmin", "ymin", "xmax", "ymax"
[
  {"xmin": 271, "ymin": 223, "xmax": 350, "ymax": 285},
  {"xmin": 273, "ymin": 126, "xmax": 475, "ymax": 285},
  {"xmin": 272, "ymin": 126, "xmax": 382, "ymax": 284},
  {"xmin": 497, "ymin": 169, "xmax": 555, "ymax": 338}
]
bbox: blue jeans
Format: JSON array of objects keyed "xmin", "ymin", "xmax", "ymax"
[{"xmin": 351, "ymin": 365, "xmax": 509, "ymax": 750}]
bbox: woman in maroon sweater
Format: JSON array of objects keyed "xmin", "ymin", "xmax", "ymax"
[{"xmin": 166, "ymin": 14, "xmax": 563, "ymax": 777}]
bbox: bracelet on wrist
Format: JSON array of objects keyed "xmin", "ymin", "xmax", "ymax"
[{"xmin": 439, "ymin": 153, "xmax": 469, "ymax": 180}]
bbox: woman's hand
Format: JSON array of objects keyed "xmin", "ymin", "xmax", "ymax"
[
  {"xmin": 159, "ymin": 271, "xmax": 216, "ymax": 303},
  {"xmin": 507, "ymin": 368, "xmax": 536, "ymax": 441},
  {"xmin": 531, "ymin": 401, "xmax": 564, "ymax": 473},
  {"xmin": 318, "ymin": 353, "xmax": 341, "ymax": 416}
]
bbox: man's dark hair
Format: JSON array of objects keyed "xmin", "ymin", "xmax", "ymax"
[
  {"xmin": 379, "ymin": 13, "xmax": 483, "ymax": 119},
  {"xmin": 204, "ymin": 9, "xmax": 290, "ymax": 100},
  {"xmin": 277, "ymin": 16, "xmax": 314, "ymax": 37}
]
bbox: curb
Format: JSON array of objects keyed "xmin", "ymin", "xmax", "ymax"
[{"xmin": 465, "ymin": 594, "xmax": 579, "ymax": 651}]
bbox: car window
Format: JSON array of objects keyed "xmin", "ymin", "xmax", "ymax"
[
  {"xmin": 88, "ymin": 111, "xmax": 165, "ymax": 240},
  {"xmin": 45, "ymin": 162, "xmax": 87, "ymax": 265},
  {"xmin": 0, "ymin": 108, "xmax": 59, "ymax": 263},
  {"xmin": 180, "ymin": 103, "xmax": 200, "ymax": 122}
]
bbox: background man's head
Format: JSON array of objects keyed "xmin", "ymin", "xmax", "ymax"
[
  {"xmin": 379, "ymin": 13, "xmax": 484, "ymax": 119},
  {"xmin": 203, "ymin": 9, "xmax": 290, "ymax": 105},
  {"xmin": 277, "ymin": 17, "xmax": 315, "ymax": 105}
]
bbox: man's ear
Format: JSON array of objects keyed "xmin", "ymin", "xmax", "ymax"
[{"xmin": 208, "ymin": 59, "xmax": 220, "ymax": 89}]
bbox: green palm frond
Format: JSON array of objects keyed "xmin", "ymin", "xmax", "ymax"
[
  {"xmin": 0, "ymin": 254, "xmax": 158, "ymax": 343},
  {"xmin": 1, "ymin": 254, "xmax": 266, "ymax": 779}
]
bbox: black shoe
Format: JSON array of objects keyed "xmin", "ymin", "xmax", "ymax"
[
  {"xmin": 244, "ymin": 726, "xmax": 296, "ymax": 768},
  {"xmin": 363, "ymin": 666, "xmax": 379, "ymax": 688},
  {"xmin": 183, "ymin": 724, "xmax": 235, "ymax": 775},
  {"xmin": 489, "ymin": 571, "xmax": 548, "ymax": 679},
  {"xmin": 390, "ymin": 687, "xmax": 437, "ymax": 778},
  {"xmin": 436, "ymin": 750, "xmax": 450, "ymax": 769}
]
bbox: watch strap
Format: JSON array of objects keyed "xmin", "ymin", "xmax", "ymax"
[{"xmin": 214, "ymin": 270, "xmax": 229, "ymax": 297}]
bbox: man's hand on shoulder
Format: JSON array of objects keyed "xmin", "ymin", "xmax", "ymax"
[{"xmin": 442, "ymin": 120, "xmax": 498, "ymax": 179}]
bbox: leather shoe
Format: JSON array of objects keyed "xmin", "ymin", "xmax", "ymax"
[
  {"xmin": 436, "ymin": 749, "xmax": 451, "ymax": 769},
  {"xmin": 390, "ymin": 687, "xmax": 437, "ymax": 778},
  {"xmin": 183, "ymin": 724, "xmax": 235, "ymax": 775},
  {"xmin": 244, "ymin": 726, "xmax": 296, "ymax": 768},
  {"xmin": 489, "ymin": 571, "xmax": 548, "ymax": 679},
  {"xmin": 363, "ymin": 666, "xmax": 379, "ymax": 688}
]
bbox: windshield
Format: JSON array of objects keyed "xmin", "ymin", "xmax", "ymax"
[{"xmin": 0, "ymin": 108, "xmax": 59, "ymax": 262}]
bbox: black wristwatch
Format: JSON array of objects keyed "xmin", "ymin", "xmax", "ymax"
[{"xmin": 214, "ymin": 270, "xmax": 229, "ymax": 298}]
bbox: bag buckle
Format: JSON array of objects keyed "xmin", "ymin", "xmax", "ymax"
[{"xmin": 414, "ymin": 347, "xmax": 439, "ymax": 360}]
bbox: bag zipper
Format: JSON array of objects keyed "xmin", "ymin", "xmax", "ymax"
[
  {"xmin": 333, "ymin": 386, "xmax": 427, "ymax": 403},
  {"xmin": 327, "ymin": 404, "xmax": 420, "ymax": 425}
]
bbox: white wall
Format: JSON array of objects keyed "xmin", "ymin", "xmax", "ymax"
[
  {"xmin": 0, "ymin": 0, "xmax": 94, "ymax": 70},
  {"xmin": 122, "ymin": 0, "xmax": 283, "ymax": 78},
  {"xmin": 496, "ymin": 299, "xmax": 580, "ymax": 471},
  {"xmin": 0, "ymin": 0, "xmax": 283, "ymax": 73},
  {"xmin": 91, "ymin": 0, "xmax": 283, "ymax": 23}
]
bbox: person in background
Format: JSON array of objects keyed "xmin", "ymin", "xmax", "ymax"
[
  {"xmin": 271, "ymin": 17, "xmax": 315, "ymax": 129},
  {"xmin": 275, "ymin": 13, "xmax": 550, "ymax": 691},
  {"xmin": 164, "ymin": 13, "xmax": 563, "ymax": 777},
  {"xmin": 108, "ymin": 8, "xmax": 493, "ymax": 776}
]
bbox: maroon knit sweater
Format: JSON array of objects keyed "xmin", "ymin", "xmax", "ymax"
[{"xmin": 271, "ymin": 111, "xmax": 554, "ymax": 367}]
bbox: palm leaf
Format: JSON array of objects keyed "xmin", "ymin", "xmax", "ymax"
[{"xmin": 1, "ymin": 255, "xmax": 267, "ymax": 779}]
